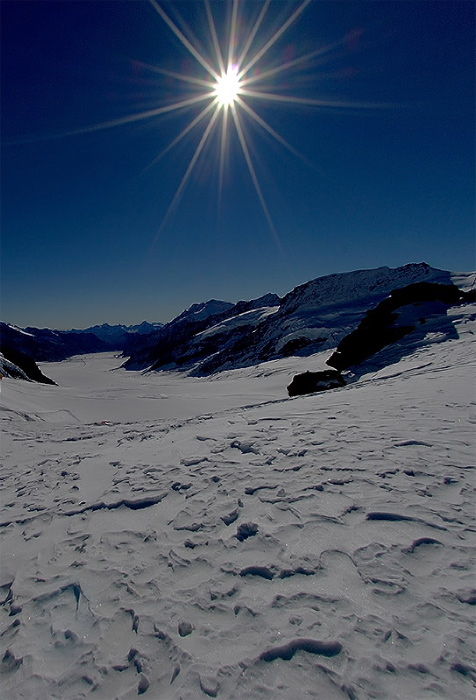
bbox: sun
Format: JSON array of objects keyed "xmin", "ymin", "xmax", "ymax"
[{"xmin": 213, "ymin": 66, "xmax": 242, "ymax": 108}]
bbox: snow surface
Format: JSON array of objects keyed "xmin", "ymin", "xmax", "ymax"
[
  {"xmin": 1, "ymin": 303, "xmax": 475, "ymax": 699},
  {"xmin": 196, "ymin": 306, "xmax": 280, "ymax": 341}
]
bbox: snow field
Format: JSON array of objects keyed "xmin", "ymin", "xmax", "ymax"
[{"xmin": 1, "ymin": 306, "xmax": 475, "ymax": 699}]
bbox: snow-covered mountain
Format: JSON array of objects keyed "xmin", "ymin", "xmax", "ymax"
[
  {"xmin": 122, "ymin": 293, "xmax": 281, "ymax": 372},
  {"xmin": 172, "ymin": 300, "xmax": 236, "ymax": 324},
  {"xmin": 123, "ymin": 263, "xmax": 474, "ymax": 376}
]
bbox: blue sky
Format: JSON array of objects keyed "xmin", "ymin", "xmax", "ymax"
[{"xmin": 2, "ymin": 0, "xmax": 474, "ymax": 329}]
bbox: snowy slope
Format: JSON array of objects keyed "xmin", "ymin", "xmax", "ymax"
[{"xmin": 1, "ymin": 297, "xmax": 475, "ymax": 699}]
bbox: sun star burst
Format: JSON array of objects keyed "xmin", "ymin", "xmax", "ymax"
[
  {"xmin": 140, "ymin": 0, "xmax": 377, "ymax": 248},
  {"xmin": 214, "ymin": 66, "xmax": 242, "ymax": 108},
  {"xmin": 143, "ymin": 0, "xmax": 320, "ymax": 246},
  {"xmin": 33, "ymin": 1, "xmax": 382, "ymax": 250}
]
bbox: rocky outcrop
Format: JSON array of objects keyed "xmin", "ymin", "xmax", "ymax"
[
  {"xmin": 287, "ymin": 370, "xmax": 345, "ymax": 397},
  {"xmin": 286, "ymin": 280, "xmax": 475, "ymax": 396},
  {"xmin": 0, "ymin": 349, "xmax": 56, "ymax": 385},
  {"xmin": 327, "ymin": 282, "xmax": 475, "ymax": 371}
]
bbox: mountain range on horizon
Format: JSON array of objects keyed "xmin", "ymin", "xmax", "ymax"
[{"xmin": 1, "ymin": 262, "xmax": 475, "ymax": 385}]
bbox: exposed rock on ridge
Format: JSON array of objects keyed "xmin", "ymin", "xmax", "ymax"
[
  {"xmin": 327, "ymin": 281, "xmax": 476, "ymax": 371},
  {"xmin": 0, "ymin": 349, "xmax": 56, "ymax": 385}
]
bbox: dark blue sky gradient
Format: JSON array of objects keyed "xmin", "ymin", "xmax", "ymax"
[{"xmin": 2, "ymin": 0, "xmax": 474, "ymax": 328}]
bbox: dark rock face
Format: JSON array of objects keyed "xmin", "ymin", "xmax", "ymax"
[
  {"xmin": 327, "ymin": 282, "xmax": 475, "ymax": 371},
  {"xmin": 287, "ymin": 370, "xmax": 345, "ymax": 397},
  {"xmin": 0, "ymin": 347, "xmax": 56, "ymax": 384},
  {"xmin": 281, "ymin": 336, "xmax": 325, "ymax": 357},
  {"xmin": 0, "ymin": 355, "xmax": 29, "ymax": 380}
]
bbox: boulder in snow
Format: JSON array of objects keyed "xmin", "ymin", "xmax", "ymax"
[{"xmin": 287, "ymin": 370, "xmax": 345, "ymax": 397}]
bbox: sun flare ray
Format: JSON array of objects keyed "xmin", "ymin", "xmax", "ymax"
[
  {"xmin": 75, "ymin": 93, "xmax": 214, "ymax": 137},
  {"xmin": 239, "ymin": 43, "xmax": 342, "ymax": 88},
  {"xmin": 133, "ymin": 59, "xmax": 214, "ymax": 89},
  {"xmin": 239, "ymin": 89, "xmax": 385, "ymax": 110},
  {"xmin": 205, "ymin": 0, "xmax": 226, "ymax": 76},
  {"xmin": 227, "ymin": 0, "xmax": 240, "ymax": 72},
  {"xmin": 235, "ymin": 96, "xmax": 307, "ymax": 163},
  {"xmin": 149, "ymin": 0, "xmax": 220, "ymax": 81},
  {"xmin": 236, "ymin": 0, "xmax": 271, "ymax": 70},
  {"xmin": 153, "ymin": 103, "xmax": 222, "ymax": 240},
  {"xmin": 143, "ymin": 100, "xmax": 218, "ymax": 173},
  {"xmin": 230, "ymin": 105, "xmax": 283, "ymax": 254},
  {"xmin": 238, "ymin": 0, "xmax": 312, "ymax": 80},
  {"xmin": 218, "ymin": 104, "xmax": 230, "ymax": 208}
]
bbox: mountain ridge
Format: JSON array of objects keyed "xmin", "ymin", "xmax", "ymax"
[{"xmin": 123, "ymin": 262, "xmax": 474, "ymax": 376}]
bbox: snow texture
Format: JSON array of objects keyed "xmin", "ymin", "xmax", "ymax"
[{"xmin": 1, "ymin": 293, "xmax": 475, "ymax": 699}]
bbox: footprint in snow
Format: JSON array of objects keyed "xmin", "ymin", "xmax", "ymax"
[{"xmin": 231, "ymin": 440, "xmax": 259, "ymax": 455}]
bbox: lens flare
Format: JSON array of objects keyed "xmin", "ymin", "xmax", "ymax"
[{"xmin": 214, "ymin": 66, "xmax": 242, "ymax": 108}]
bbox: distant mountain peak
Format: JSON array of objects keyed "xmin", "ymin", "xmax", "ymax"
[
  {"xmin": 171, "ymin": 300, "xmax": 235, "ymax": 325},
  {"xmin": 64, "ymin": 322, "xmax": 164, "ymax": 348}
]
